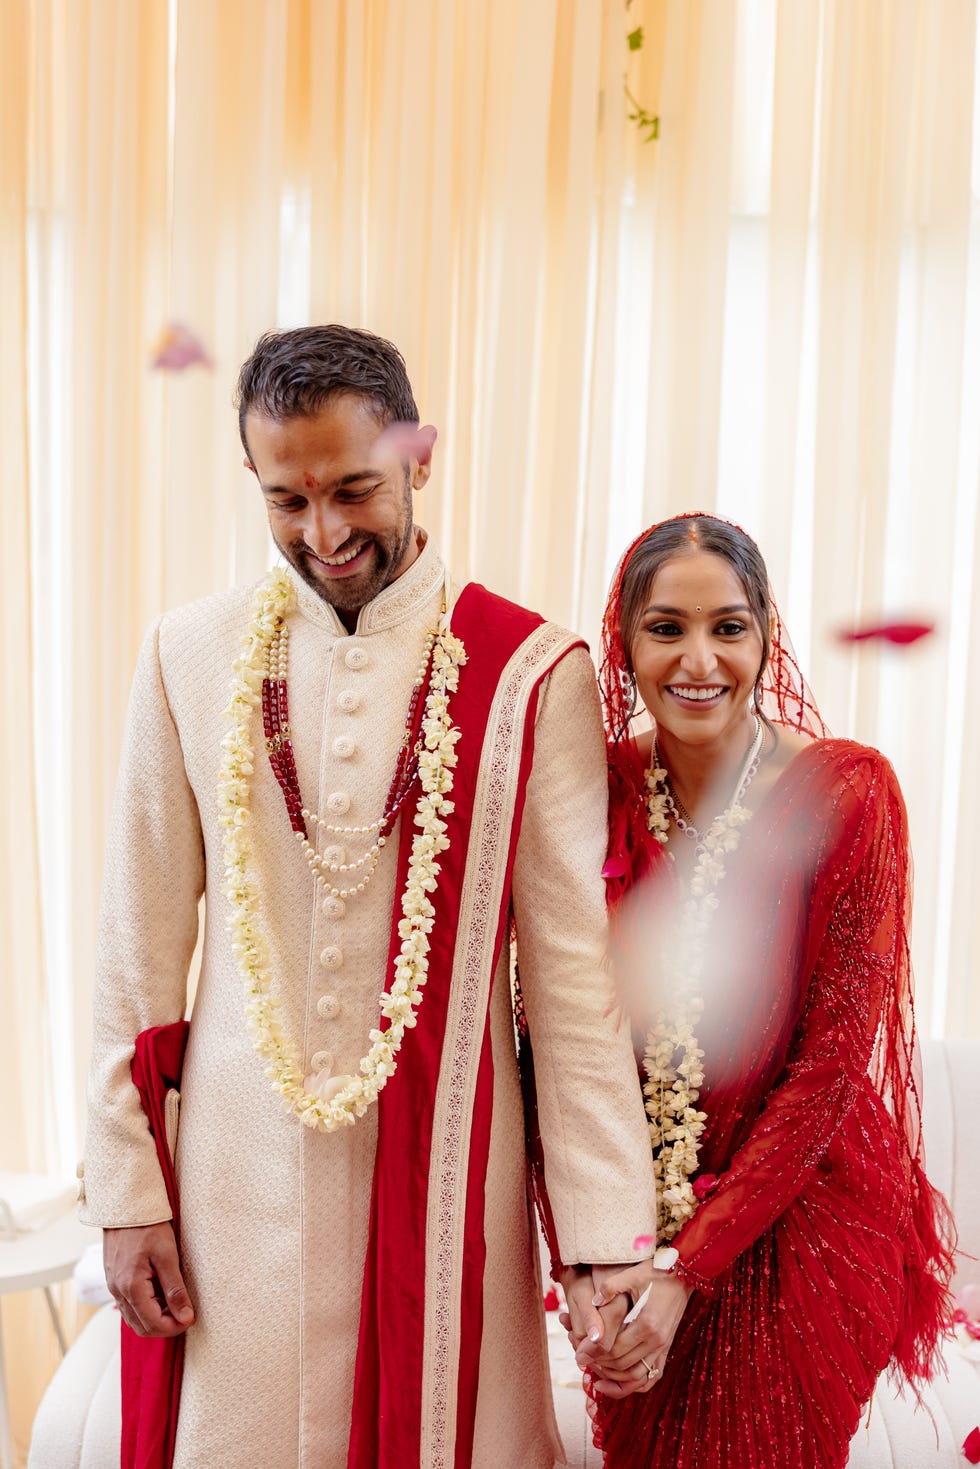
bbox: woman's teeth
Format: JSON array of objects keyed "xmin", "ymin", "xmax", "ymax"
[{"xmin": 668, "ymin": 685, "xmax": 725, "ymax": 702}]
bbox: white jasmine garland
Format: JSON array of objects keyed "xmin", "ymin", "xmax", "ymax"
[
  {"xmin": 642, "ymin": 761, "xmax": 753, "ymax": 1239},
  {"xmin": 217, "ymin": 569, "xmax": 466, "ymax": 1132}
]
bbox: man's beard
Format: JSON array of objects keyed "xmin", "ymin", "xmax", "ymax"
[{"xmin": 276, "ymin": 484, "xmax": 415, "ymax": 614}]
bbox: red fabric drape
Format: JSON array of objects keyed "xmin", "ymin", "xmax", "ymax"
[
  {"xmin": 347, "ymin": 585, "xmax": 576, "ymax": 1469},
  {"xmin": 121, "ymin": 1021, "xmax": 190, "ymax": 1469}
]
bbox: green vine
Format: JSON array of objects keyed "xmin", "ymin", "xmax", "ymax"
[{"xmin": 625, "ymin": 9, "xmax": 659, "ymax": 141}]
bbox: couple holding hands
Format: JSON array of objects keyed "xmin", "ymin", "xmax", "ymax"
[{"xmin": 83, "ymin": 326, "xmax": 953, "ymax": 1469}]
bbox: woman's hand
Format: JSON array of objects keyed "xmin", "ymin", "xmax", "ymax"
[
  {"xmin": 577, "ymin": 1261, "xmax": 692, "ymax": 1397},
  {"xmin": 557, "ymin": 1264, "xmax": 631, "ymax": 1360}
]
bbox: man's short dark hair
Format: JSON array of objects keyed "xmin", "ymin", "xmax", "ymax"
[{"xmin": 235, "ymin": 325, "xmax": 419, "ymax": 458}]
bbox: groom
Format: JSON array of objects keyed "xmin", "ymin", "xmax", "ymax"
[{"xmin": 81, "ymin": 324, "xmax": 657, "ymax": 1466}]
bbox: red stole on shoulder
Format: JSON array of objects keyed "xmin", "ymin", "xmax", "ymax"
[{"xmin": 347, "ymin": 584, "xmax": 582, "ymax": 1469}]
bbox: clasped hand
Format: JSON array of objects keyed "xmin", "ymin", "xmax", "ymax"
[{"xmin": 559, "ymin": 1262, "xmax": 691, "ymax": 1397}]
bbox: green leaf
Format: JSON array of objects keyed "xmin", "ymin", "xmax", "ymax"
[{"xmin": 627, "ymin": 26, "xmax": 644, "ymax": 51}]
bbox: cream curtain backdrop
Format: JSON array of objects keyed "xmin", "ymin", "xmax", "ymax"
[{"xmin": 2, "ymin": 0, "xmax": 980, "ymax": 1456}]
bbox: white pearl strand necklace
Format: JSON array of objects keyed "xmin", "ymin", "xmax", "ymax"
[
  {"xmin": 654, "ymin": 716, "xmax": 765, "ymax": 854},
  {"xmin": 265, "ymin": 623, "xmax": 438, "ymax": 904}
]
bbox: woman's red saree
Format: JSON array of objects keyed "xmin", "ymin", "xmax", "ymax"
[{"xmin": 593, "ymin": 738, "xmax": 955, "ymax": 1469}]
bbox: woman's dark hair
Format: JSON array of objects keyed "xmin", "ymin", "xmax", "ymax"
[
  {"xmin": 619, "ymin": 514, "xmax": 773, "ymax": 726},
  {"xmin": 235, "ymin": 325, "xmax": 419, "ymax": 459}
]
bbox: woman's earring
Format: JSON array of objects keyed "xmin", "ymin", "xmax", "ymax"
[{"xmin": 620, "ymin": 668, "xmax": 638, "ymax": 735}]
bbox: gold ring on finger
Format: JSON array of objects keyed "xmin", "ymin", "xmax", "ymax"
[{"xmin": 640, "ymin": 1356, "xmax": 661, "ymax": 1380}]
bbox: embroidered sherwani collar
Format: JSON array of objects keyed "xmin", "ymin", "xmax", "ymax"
[{"xmin": 284, "ymin": 532, "xmax": 446, "ymax": 636}]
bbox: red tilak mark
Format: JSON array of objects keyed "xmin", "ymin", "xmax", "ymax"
[
  {"xmin": 837, "ymin": 620, "xmax": 936, "ymax": 646},
  {"xmin": 304, "ymin": 474, "xmax": 316, "ymax": 489}
]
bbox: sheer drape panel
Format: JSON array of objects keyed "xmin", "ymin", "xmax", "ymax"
[
  {"xmin": 166, "ymin": 0, "xmax": 286, "ymax": 610},
  {"xmin": 1, "ymin": 0, "xmax": 51, "ymax": 1179},
  {"xmin": 805, "ymin": 0, "xmax": 976, "ymax": 1024},
  {"xmin": 762, "ymin": 0, "xmax": 820, "ymax": 593},
  {"xmin": 641, "ymin": 2, "xmax": 738, "ymax": 523},
  {"xmin": 61, "ymin": 0, "xmax": 171, "ymax": 1133},
  {"xmin": 2, "ymin": 8, "xmax": 85, "ymax": 1459},
  {"xmin": 882, "ymin": 0, "xmax": 975, "ymax": 1028},
  {"xmin": 303, "ymin": 0, "xmax": 614, "ymax": 618}
]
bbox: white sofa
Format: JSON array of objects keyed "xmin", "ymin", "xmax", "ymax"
[{"xmin": 28, "ymin": 1039, "xmax": 980, "ymax": 1468}]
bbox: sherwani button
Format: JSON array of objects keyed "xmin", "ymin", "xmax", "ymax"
[
  {"xmin": 317, "ymin": 994, "xmax": 341, "ymax": 1019},
  {"xmin": 310, "ymin": 1050, "xmax": 334, "ymax": 1072},
  {"xmin": 319, "ymin": 946, "xmax": 343, "ymax": 970},
  {"xmin": 322, "ymin": 844, "xmax": 345, "ymax": 866},
  {"xmin": 344, "ymin": 647, "xmax": 369, "ymax": 671},
  {"xmin": 337, "ymin": 690, "xmax": 360, "ymax": 714},
  {"xmin": 332, "ymin": 736, "xmax": 355, "ymax": 759},
  {"xmin": 326, "ymin": 791, "xmax": 351, "ymax": 816},
  {"xmin": 322, "ymin": 896, "xmax": 346, "ymax": 919}
]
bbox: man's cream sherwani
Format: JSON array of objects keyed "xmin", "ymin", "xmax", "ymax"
[{"xmin": 81, "ymin": 538, "xmax": 657, "ymax": 1468}]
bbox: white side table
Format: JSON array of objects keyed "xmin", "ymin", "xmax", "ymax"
[{"xmin": 0, "ymin": 1210, "xmax": 94, "ymax": 1469}]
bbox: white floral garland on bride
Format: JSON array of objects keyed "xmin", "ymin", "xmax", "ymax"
[
  {"xmin": 217, "ymin": 568, "xmax": 466, "ymax": 1132},
  {"xmin": 643, "ymin": 739, "xmax": 757, "ymax": 1239}
]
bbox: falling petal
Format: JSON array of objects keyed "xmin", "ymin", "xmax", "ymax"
[
  {"xmin": 837, "ymin": 619, "xmax": 935, "ymax": 647},
  {"xmin": 150, "ymin": 321, "xmax": 213, "ymax": 371}
]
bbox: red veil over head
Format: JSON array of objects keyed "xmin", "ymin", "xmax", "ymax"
[{"xmin": 597, "ymin": 512, "xmax": 827, "ymax": 744}]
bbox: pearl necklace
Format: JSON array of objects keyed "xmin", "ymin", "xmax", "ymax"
[
  {"xmin": 650, "ymin": 717, "xmax": 764, "ymax": 853},
  {"xmin": 262, "ymin": 622, "xmax": 436, "ymax": 902}
]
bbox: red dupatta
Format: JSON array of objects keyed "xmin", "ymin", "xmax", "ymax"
[{"xmin": 343, "ymin": 583, "xmax": 583, "ymax": 1469}]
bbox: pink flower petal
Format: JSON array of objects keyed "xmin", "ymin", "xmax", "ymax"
[
  {"xmin": 150, "ymin": 321, "xmax": 212, "ymax": 371},
  {"xmin": 837, "ymin": 620, "xmax": 935, "ymax": 647}
]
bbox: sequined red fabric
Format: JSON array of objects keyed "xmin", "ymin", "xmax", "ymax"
[{"xmin": 593, "ymin": 743, "xmax": 955, "ymax": 1468}]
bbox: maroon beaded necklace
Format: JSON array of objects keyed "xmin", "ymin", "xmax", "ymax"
[{"xmin": 260, "ymin": 621, "xmax": 436, "ymax": 848}]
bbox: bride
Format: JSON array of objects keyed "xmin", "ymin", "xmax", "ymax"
[{"xmin": 566, "ymin": 513, "xmax": 955, "ymax": 1469}]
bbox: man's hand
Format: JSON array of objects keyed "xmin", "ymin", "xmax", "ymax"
[
  {"xmin": 557, "ymin": 1262, "xmax": 635, "ymax": 1367},
  {"xmin": 104, "ymin": 1222, "xmax": 195, "ymax": 1337}
]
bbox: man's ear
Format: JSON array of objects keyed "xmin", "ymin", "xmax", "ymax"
[
  {"xmin": 244, "ymin": 455, "xmax": 257, "ymax": 476},
  {"xmin": 411, "ymin": 424, "xmax": 438, "ymax": 491}
]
